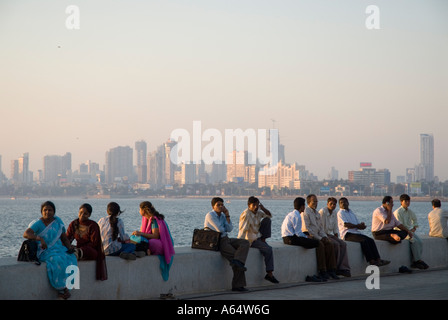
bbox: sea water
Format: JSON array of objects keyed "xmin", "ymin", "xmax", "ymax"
[{"xmin": 0, "ymin": 197, "xmax": 438, "ymax": 258}]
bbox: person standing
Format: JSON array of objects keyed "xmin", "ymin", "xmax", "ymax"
[
  {"xmin": 394, "ymin": 194, "xmax": 429, "ymax": 269},
  {"xmin": 238, "ymin": 196, "xmax": 279, "ymax": 284},
  {"xmin": 205, "ymin": 197, "xmax": 250, "ymax": 292}
]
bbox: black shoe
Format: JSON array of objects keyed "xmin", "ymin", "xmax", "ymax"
[
  {"xmin": 265, "ymin": 274, "xmax": 279, "ymax": 284},
  {"xmin": 328, "ymin": 270, "xmax": 340, "ymax": 280},
  {"xmin": 399, "ymin": 266, "xmax": 412, "ymax": 274},
  {"xmin": 306, "ymin": 275, "xmax": 323, "ymax": 282},
  {"xmin": 232, "ymin": 287, "xmax": 249, "ymax": 292},
  {"xmin": 336, "ymin": 269, "xmax": 351, "ymax": 277},
  {"xmin": 230, "ymin": 259, "xmax": 247, "ymax": 271},
  {"xmin": 318, "ymin": 271, "xmax": 329, "ymax": 281}
]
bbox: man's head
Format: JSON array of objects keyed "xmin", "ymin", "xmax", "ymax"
[
  {"xmin": 400, "ymin": 194, "xmax": 411, "ymax": 209},
  {"xmin": 306, "ymin": 194, "xmax": 318, "ymax": 210},
  {"xmin": 294, "ymin": 197, "xmax": 306, "ymax": 212},
  {"xmin": 247, "ymin": 196, "xmax": 260, "ymax": 213},
  {"xmin": 339, "ymin": 197, "xmax": 349, "ymax": 210},
  {"xmin": 432, "ymin": 199, "xmax": 442, "ymax": 208},
  {"xmin": 382, "ymin": 196, "xmax": 394, "ymax": 211},
  {"xmin": 211, "ymin": 197, "xmax": 224, "ymax": 213},
  {"xmin": 327, "ymin": 197, "xmax": 337, "ymax": 212}
]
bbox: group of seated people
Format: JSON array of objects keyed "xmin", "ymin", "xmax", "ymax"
[
  {"xmin": 204, "ymin": 194, "xmax": 448, "ymax": 291},
  {"xmin": 22, "ymin": 200, "xmax": 174, "ymax": 299},
  {"xmin": 22, "ymin": 194, "xmax": 447, "ymax": 298}
]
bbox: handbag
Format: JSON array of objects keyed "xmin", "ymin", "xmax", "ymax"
[
  {"xmin": 17, "ymin": 239, "xmax": 41, "ymax": 265},
  {"xmin": 191, "ymin": 228, "xmax": 221, "ymax": 251}
]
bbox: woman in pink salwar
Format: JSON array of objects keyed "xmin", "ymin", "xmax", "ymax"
[{"xmin": 132, "ymin": 201, "xmax": 175, "ymax": 280}]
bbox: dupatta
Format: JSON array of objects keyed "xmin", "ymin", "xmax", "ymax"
[{"xmin": 141, "ymin": 216, "xmax": 175, "ymax": 280}]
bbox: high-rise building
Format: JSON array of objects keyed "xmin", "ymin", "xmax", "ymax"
[
  {"xmin": 419, "ymin": 133, "xmax": 434, "ymax": 182},
  {"xmin": 43, "ymin": 152, "xmax": 72, "ymax": 185},
  {"xmin": 135, "ymin": 140, "xmax": 147, "ymax": 183},
  {"xmin": 105, "ymin": 146, "xmax": 133, "ymax": 184}
]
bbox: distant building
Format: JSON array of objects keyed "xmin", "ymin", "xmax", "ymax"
[
  {"xmin": 135, "ymin": 140, "xmax": 147, "ymax": 183},
  {"xmin": 105, "ymin": 146, "xmax": 133, "ymax": 184},
  {"xmin": 419, "ymin": 133, "xmax": 434, "ymax": 182},
  {"xmin": 43, "ymin": 152, "xmax": 71, "ymax": 185},
  {"xmin": 348, "ymin": 162, "xmax": 390, "ymax": 187},
  {"xmin": 226, "ymin": 150, "xmax": 256, "ymax": 184}
]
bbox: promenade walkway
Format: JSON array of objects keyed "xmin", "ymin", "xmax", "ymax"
[{"xmin": 180, "ymin": 267, "xmax": 448, "ymax": 300}]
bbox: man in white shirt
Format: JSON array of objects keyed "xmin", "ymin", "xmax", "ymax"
[
  {"xmin": 428, "ymin": 199, "xmax": 448, "ymax": 239},
  {"xmin": 371, "ymin": 196, "xmax": 412, "ymax": 244},
  {"xmin": 238, "ymin": 196, "xmax": 279, "ymax": 284},
  {"xmin": 302, "ymin": 194, "xmax": 339, "ymax": 280},
  {"xmin": 204, "ymin": 197, "xmax": 250, "ymax": 292},
  {"xmin": 394, "ymin": 194, "xmax": 429, "ymax": 269},
  {"xmin": 319, "ymin": 197, "xmax": 351, "ymax": 277},
  {"xmin": 281, "ymin": 197, "xmax": 328, "ymax": 282},
  {"xmin": 337, "ymin": 197, "xmax": 389, "ymax": 267}
]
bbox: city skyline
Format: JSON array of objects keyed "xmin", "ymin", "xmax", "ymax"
[
  {"xmin": 1, "ymin": 1, "xmax": 447, "ymax": 181},
  {"xmin": 0, "ymin": 131, "xmax": 443, "ymax": 184}
]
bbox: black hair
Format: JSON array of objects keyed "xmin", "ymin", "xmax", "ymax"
[
  {"xmin": 293, "ymin": 197, "xmax": 305, "ymax": 211},
  {"xmin": 211, "ymin": 197, "xmax": 224, "ymax": 207},
  {"xmin": 107, "ymin": 202, "xmax": 124, "ymax": 241}
]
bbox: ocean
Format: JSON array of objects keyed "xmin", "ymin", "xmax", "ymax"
[{"xmin": 0, "ymin": 197, "xmax": 440, "ymax": 258}]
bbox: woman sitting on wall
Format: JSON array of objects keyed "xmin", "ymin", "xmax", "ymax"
[
  {"xmin": 23, "ymin": 201, "xmax": 78, "ymax": 299},
  {"xmin": 66, "ymin": 203, "xmax": 107, "ymax": 281},
  {"xmin": 132, "ymin": 201, "xmax": 175, "ymax": 280}
]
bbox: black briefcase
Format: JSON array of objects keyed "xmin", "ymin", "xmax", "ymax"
[{"xmin": 191, "ymin": 228, "xmax": 221, "ymax": 251}]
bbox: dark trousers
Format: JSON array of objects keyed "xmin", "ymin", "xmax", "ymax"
[
  {"xmin": 345, "ymin": 232, "xmax": 380, "ymax": 263},
  {"xmin": 372, "ymin": 229, "xmax": 407, "ymax": 244},
  {"xmin": 219, "ymin": 236, "xmax": 249, "ymax": 289},
  {"xmin": 250, "ymin": 218, "xmax": 274, "ymax": 272},
  {"xmin": 282, "ymin": 235, "xmax": 334, "ymax": 272}
]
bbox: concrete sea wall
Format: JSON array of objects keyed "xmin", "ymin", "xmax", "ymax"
[{"xmin": 1, "ymin": 236, "xmax": 447, "ymax": 300}]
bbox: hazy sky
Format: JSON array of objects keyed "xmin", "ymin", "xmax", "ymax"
[{"xmin": 1, "ymin": 0, "xmax": 448, "ymax": 181}]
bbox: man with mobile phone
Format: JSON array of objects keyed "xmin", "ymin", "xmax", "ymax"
[{"xmin": 204, "ymin": 197, "xmax": 250, "ymax": 292}]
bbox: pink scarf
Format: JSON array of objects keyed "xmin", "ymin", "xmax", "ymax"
[{"xmin": 140, "ymin": 216, "xmax": 175, "ymax": 264}]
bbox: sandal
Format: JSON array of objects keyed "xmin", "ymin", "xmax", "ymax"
[{"xmin": 58, "ymin": 288, "xmax": 71, "ymax": 300}]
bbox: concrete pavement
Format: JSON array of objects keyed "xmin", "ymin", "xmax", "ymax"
[{"xmin": 179, "ymin": 268, "xmax": 448, "ymax": 300}]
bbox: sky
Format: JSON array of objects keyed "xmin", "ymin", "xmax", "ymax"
[{"xmin": 1, "ymin": 0, "xmax": 448, "ymax": 181}]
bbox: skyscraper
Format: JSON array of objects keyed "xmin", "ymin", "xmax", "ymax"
[
  {"xmin": 105, "ymin": 146, "xmax": 133, "ymax": 184},
  {"xmin": 419, "ymin": 134, "xmax": 434, "ymax": 182},
  {"xmin": 135, "ymin": 140, "xmax": 147, "ymax": 183}
]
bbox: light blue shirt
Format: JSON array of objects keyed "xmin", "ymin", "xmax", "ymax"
[
  {"xmin": 204, "ymin": 210, "xmax": 233, "ymax": 238},
  {"xmin": 281, "ymin": 210, "xmax": 307, "ymax": 238}
]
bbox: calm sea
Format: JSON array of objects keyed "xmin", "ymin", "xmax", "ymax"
[{"xmin": 0, "ymin": 197, "xmax": 440, "ymax": 258}]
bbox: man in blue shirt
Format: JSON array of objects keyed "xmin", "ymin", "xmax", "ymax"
[{"xmin": 204, "ymin": 197, "xmax": 250, "ymax": 292}]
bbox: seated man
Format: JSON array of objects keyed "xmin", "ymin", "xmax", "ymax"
[
  {"xmin": 394, "ymin": 194, "xmax": 429, "ymax": 269},
  {"xmin": 428, "ymin": 199, "xmax": 448, "ymax": 239},
  {"xmin": 371, "ymin": 196, "xmax": 413, "ymax": 244},
  {"xmin": 337, "ymin": 197, "xmax": 390, "ymax": 267},
  {"xmin": 204, "ymin": 197, "xmax": 250, "ymax": 292},
  {"xmin": 238, "ymin": 196, "xmax": 279, "ymax": 284},
  {"xmin": 302, "ymin": 194, "xmax": 339, "ymax": 280},
  {"xmin": 319, "ymin": 197, "xmax": 351, "ymax": 277},
  {"xmin": 281, "ymin": 197, "xmax": 328, "ymax": 282}
]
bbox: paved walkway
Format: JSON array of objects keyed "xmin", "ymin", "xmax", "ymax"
[{"xmin": 179, "ymin": 268, "xmax": 448, "ymax": 300}]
